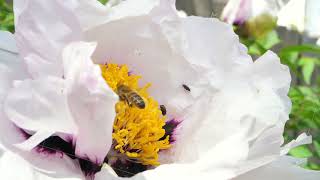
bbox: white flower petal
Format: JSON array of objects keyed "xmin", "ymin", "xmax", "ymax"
[
  {"xmin": 169, "ymin": 49, "xmax": 290, "ymax": 168},
  {"xmin": 0, "ymin": 31, "xmax": 30, "ymax": 149},
  {"xmin": 236, "ymin": 129, "xmax": 319, "ymax": 179},
  {"xmin": 4, "ymin": 77, "xmax": 77, "ymax": 136},
  {"xmin": 0, "ymin": 31, "xmax": 28, "ymax": 101},
  {"xmin": 0, "ymin": 31, "xmax": 18, "ymax": 53},
  {"xmin": 14, "ymin": 130, "xmax": 55, "ymax": 151},
  {"xmin": 179, "ymin": 16, "xmax": 252, "ymax": 75},
  {"xmin": 221, "ymin": 0, "xmax": 290, "ymax": 25},
  {"xmin": 234, "ymin": 156, "xmax": 320, "ymax": 180},
  {"xmin": 13, "ymin": 0, "xmax": 173, "ymax": 80},
  {"xmin": 62, "ymin": 41, "xmax": 118, "ymax": 164},
  {"xmin": 85, "ymin": 1, "xmax": 198, "ymax": 112},
  {"xmin": 304, "ymin": 0, "xmax": 320, "ymax": 38},
  {"xmin": 277, "ymin": 0, "xmax": 306, "ymax": 32},
  {"xmin": 280, "ymin": 133, "xmax": 312, "ymax": 155},
  {"xmin": 0, "ymin": 151, "xmax": 84, "ymax": 180},
  {"xmin": 14, "ymin": 0, "xmax": 83, "ymax": 77}
]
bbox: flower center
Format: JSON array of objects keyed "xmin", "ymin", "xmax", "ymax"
[{"xmin": 100, "ymin": 64, "xmax": 171, "ymax": 166}]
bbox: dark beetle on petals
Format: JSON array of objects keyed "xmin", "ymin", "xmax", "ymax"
[
  {"xmin": 182, "ymin": 84, "xmax": 191, "ymax": 92},
  {"xmin": 160, "ymin": 105, "xmax": 167, "ymax": 116}
]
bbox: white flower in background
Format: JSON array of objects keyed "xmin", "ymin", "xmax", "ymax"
[
  {"xmin": 221, "ymin": 0, "xmax": 288, "ymax": 25},
  {"xmin": 277, "ymin": 0, "xmax": 320, "ymax": 38},
  {"xmin": 222, "ymin": 0, "xmax": 320, "ymax": 40},
  {"xmin": 0, "ymin": 0, "xmax": 319, "ymax": 180}
]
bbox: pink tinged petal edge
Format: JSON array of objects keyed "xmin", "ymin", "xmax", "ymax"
[{"xmin": 62, "ymin": 41, "xmax": 118, "ymax": 165}]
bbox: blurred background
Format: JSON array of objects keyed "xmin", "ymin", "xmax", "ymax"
[{"xmin": 1, "ymin": 0, "xmax": 319, "ymax": 170}]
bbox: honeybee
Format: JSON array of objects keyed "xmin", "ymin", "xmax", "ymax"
[{"xmin": 116, "ymin": 84, "xmax": 145, "ymax": 109}]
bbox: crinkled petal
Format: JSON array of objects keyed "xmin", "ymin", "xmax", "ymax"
[
  {"xmin": 176, "ymin": 16, "xmax": 252, "ymax": 92},
  {"xmin": 63, "ymin": 41, "xmax": 118, "ymax": 164},
  {"xmin": 281, "ymin": 133, "xmax": 312, "ymax": 155},
  {"xmin": 234, "ymin": 156, "xmax": 320, "ymax": 180},
  {"xmin": 235, "ymin": 131, "xmax": 320, "ymax": 179},
  {"xmin": 170, "ymin": 49, "xmax": 290, "ymax": 166},
  {"xmin": 14, "ymin": 0, "xmax": 83, "ymax": 77},
  {"xmin": 13, "ymin": 0, "xmax": 174, "ymax": 79},
  {"xmin": 86, "ymin": 0, "xmax": 198, "ymax": 114}
]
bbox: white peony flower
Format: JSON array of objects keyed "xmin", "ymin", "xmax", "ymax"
[
  {"xmin": 0, "ymin": 0, "xmax": 319, "ymax": 180},
  {"xmin": 221, "ymin": 0, "xmax": 285, "ymax": 25},
  {"xmin": 221, "ymin": 0, "xmax": 320, "ymax": 39}
]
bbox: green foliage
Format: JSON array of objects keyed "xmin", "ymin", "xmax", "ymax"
[
  {"xmin": 289, "ymin": 145, "xmax": 313, "ymax": 158},
  {"xmin": 241, "ymin": 30, "xmax": 280, "ymax": 56},
  {"xmin": 0, "ymin": 0, "xmax": 14, "ymax": 32},
  {"xmin": 98, "ymin": 0, "xmax": 109, "ymax": 5},
  {"xmin": 286, "ymin": 86, "xmax": 320, "ymax": 170}
]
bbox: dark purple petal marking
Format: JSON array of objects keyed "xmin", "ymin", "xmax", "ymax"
[
  {"xmin": 161, "ymin": 119, "xmax": 181, "ymax": 143},
  {"xmin": 108, "ymin": 159, "xmax": 148, "ymax": 177},
  {"xmin": 16, "ymin": 117, "xmax": 180, "ymax": 178},
  {"xmin": 19, "ymin": 128, "xmax": 103, "ymax": 177}
]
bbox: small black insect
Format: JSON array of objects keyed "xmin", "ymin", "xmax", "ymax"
[
  {"xmin": 182, "ymin": 84, "xmax": 191, "ymax": 92},
  {"xmin": 160, "ymin": 105, "xmax": 167, "ymax": 116}
]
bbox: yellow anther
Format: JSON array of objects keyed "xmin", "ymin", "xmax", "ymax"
[{"xmin": 101, "ymin": 63, "xmax": 170, "ymax": 166}]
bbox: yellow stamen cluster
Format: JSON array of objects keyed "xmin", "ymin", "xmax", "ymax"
[{"xmin": 100, "ymin": 64, "xmax": 170, "ymax": 166}]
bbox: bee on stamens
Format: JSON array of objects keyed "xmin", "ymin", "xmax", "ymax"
[{"xmin": 116, "ymin": 84, "xmax": 146, "ymax": 109}]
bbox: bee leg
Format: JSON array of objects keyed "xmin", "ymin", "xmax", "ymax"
[
  {"xmin": 127, "ymin": 99, "xmax": 133, "ymax": 107},
  {"xmin": 119, "ymin": 94, "xmax": 125, "ymax": 101},
  {"xmin": 123, "ymin": 97, "xmax": 132, "ymax": 107}
]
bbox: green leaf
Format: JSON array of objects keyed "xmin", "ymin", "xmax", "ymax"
[
  {"xmin": 289, "ymin": 145, "xmax": 313, "ymax": 158},
  {"xmin": 256, "ymin": 30, "xmax": 281, "ymax": 49},
  {"xmin": 309, "ymin": 162, "xmax": 320, "ymax": 170},
  {"xmin": 298, "ymin": 57, "xmax": 316, "ymax": 84},
  {"xmin": 280, "ymin": 44, "xmax": 320, "ymax": 55},
  {"xmin": 98, "ymin": 0, "xmax": 109, "ymax": 4},
  {"xmin": 248, "ymin": 43, "xmax": 265, "ymax": 55},
  {"xmin": 314, "ymin": 141, "xmax": 320, "ymax": 157}
]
